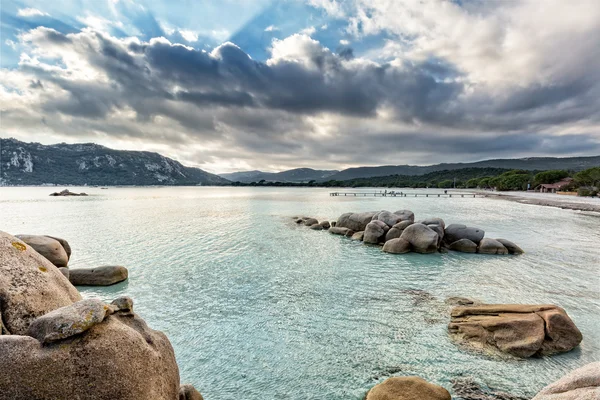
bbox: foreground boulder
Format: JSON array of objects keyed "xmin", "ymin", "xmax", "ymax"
[
  {"xmin": 0, "ymin": 298, "xmax": 182, "ymax": 400},
  {"xmin": 448, "ymin": 304, "xmax": 582, "ymax": 357},
  {"xmin": 366, "ymin": 376, "xmax": 451, "ymax": 400},
  {"xmin": 382, "ymin": 238, "xmax": 411, "ymax": 254},
  {"xmin": 478, "ymin": 238, "xmax": 509, "ymax": 255},
  {"xmin": 444, "ymin": 224, "xmax": 485, "ymax": 245},
  {"xmin": 364, "ymin": 220, "xmax": 389, "ymax": 244},
  {"xmin": 69, "ymin": 266, "xmax": 129, "ymax": 286},
  {"xmin": 15, "ymin": 234, "xmax": 69, "ymax": 268},
  {"xmin": 0, "ymin": 231, "xmax": 81, "ymax": 335},
  {"xmin": 532, "ymin": 362, "xmax": 600, "ymax": 400},
  {"xmin": 336, "ymin": 212, "xmax": 377, "ymax": 232},
  {"xmin": 400, "ymin": 224, "xmax": 439, "ymax": 253}
]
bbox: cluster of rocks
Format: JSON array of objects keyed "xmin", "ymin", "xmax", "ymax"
[
  {"xmin": 296, "ymin": 210, "xmax": 523, "ymax": 255},
  {"xmin": 0, "ymin": 230, "xmax": 202, "ymax": 399},
  {"xmin": 365, "ymin": 362, "xmax": 599, "ymax": 400},
  {"xmin": 15, "ymin": 234, "xmax": 128, "ymax": 286},
  {"xmin": 49, "ymin": 189, "xmax": 88, "ymax": 196}
]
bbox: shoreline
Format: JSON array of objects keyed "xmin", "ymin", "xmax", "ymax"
[{"xmin": 482, "ymin": 191, "xmax": 600, "ymax": 213}]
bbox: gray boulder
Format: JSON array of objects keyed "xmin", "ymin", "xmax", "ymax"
[
  {"xmin": 478, "ymin": 238, "xmax": 509, "ymax": 255},
  {"xmin": 309, "ymin": 224, "xmax": 323, "ymax": 230},
  {"xmin": 27, "ymin": 298, "xmax": 111, "ymax": 344},
  {"xmin": 449, "ymin": 239, "xmax": 477, "ymax": 253},
  {"xmin": 331, "ymin": 221, "xmax": 336, "ymax": 227},
  {"xmin": 393, "ymin": 209, "xmax": 415, "ymax": 222},
  {"xmin": 385, "ymin": 220, "xmax": 413, "ymax": 241},
  {"xmin": 351, "ymin": 231, "xmax": 364, "ymax": 241},
  {"xmin": 420, "ymin": 217, "xmax": 445, "ymax": 230},
  {"xmin": 45, "ymin": 235, "xmax": 72, "ymax": 260},
  {"xmin": 382, "ymin": 238, "xmax": 411, "ymax": 254},
  {"xmin": 374, "ymin": 210, "xmax": 405, "ymax": 227},
  {"xmin": 444, "ymin": 224, "xmax": 485, "ymax": 245},
  {"xmin": 319, "ymin": 221, "xmax": 331, "ymax": 229},
  {"xmin": 532, "ymin": 362, "xmax": 600, "ymax": 400},
  {"xmin": 303, "ymin": 218, "xmax": 318, "ymax": 226},
  {"xmin": 58, "ymin": 267, "xmax": 70, "ymax": 279},
  {"xmin": 336, "ymin": 212, "xmax": 377, "ymax": 231},
  {"xmin": 15, "ymin": 234, "xmax": 69, "ymax": 268},
  {"xmin": 0, "ymin": 231, "xmax": 81, "ymax": 335},
  {"xmin": 400, "ymin": 224, "xmax": 439, "ymax": 254},
  {"xmin": 328, "ymin": 227, "xmax": 354, "ymax": 236},
  {"xmin": 69, "ymin": 265, "xmax": 129, "ymax": 286},
  {"xmin": 364, "ymin": 220, "xmax": 389, "ymax": 244},
  {"xmin": 496, "ymin": 238, "xmax": 524, "ymax": 254}
]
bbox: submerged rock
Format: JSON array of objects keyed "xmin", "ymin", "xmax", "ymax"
[
  {"xmin": 69, "ymin": 266, "xmax": 129, "ymax": 286},
  {"xmin": 15, "ymin": 234, "xmax": 69, "ymax": 268},
  {"xmin": 448, "ymin": 304, "xmax": 582, "ymax": 357},
  {"xmin": 532, "ymin": 362, "xmax": 600, "ymax": 400},
  {"xmin": 400, "ymin": 224, "xmax": 439, "ymax": 254},
  {"xmin": 478, "ymin": 238, "xmax": 509, "ymax": 255},
  {"xmin": 452, "ymin": 377, "xmax": 527, "ymax": 400},
  {"xmin": 0, "ymin": 231, "xmax": 81, "ymax": 335},
  {"xmin": 382, "ymin": 238, "xmax": 411, "ymax": 254},
  {"xmin": 366, "ymin": 376, "xmax": 451, "ymax": 400}
]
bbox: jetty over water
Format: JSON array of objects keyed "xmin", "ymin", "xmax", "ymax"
[{"xmin": 329, "ymin": 191, "xmax": 487, "ymax": 198}]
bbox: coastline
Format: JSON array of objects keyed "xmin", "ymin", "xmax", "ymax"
[{"xmin": 480, "ymin": 191, "xmax": 600, "ymax": 213}]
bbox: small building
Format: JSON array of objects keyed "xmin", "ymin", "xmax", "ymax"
[{"xmin": 536, "ymin": 177, "xmax": 574, "ymax": 193}]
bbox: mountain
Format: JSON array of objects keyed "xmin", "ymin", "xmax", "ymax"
[
  {"xmin": 220, "ymin": 168, "xmax": 338, "ymax": 183},
  {"xmin": 326, "ymin": 156, "xmax": 600, "ymax": 181},
  {"xmin": 0, "ymin": 138, "xmax": 229, "ymax": 186}
]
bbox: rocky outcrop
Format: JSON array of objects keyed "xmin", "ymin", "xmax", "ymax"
[
  {"xmin": 15, "ymin": 234, "xmax": 70, "ymax": 268},
  {"xmin": 382, "ymin": 238, "xmax": 411, "ymax": 254},
  {"xmin": 49, "ymin": 189, "xmax": 88, "ymax": 196},
  {"xmin": 310, "ymin": 224, "xmax": 324, "ymax": 230},
  {"xmin": 373, "ymin": 211, "xmax": 411, "ymax": 227},
  {"xmin": 448, "ymin": 304, "xmax": 582, "ymax": 357},
  {"xmin": 449, "ymin": 239, "xmax": 477, "ymax": 253},
  {"xmin": 385, "ymin": 220, "xmax": 413, "ymax": 242},
  {"xmin": 496, "ymin": 239, "xmax": 524, "ymax": 254},
  {"xmin": 336, "ymin": 212, "xmax": 377, "ymax": 232},
  {"xmin": 400, "ymin": 224, "xmax": 439, "ymax": 254},
  {"xmin": 444, "ymin": 224, "xmax": 485, "ymax": 245},
  {"xmin": 478, "ymin": 238, "xmax": 509, "ymax": 255},
  {"xmin": 364, "ymin": 220, "xmax": 389, "ymax": 244},
  {"xmin": 69, "ymin": 266, "xmax": 129, "ymax": 286},
  {"xmin": 532, "ymin": 362, "xmax": 600, "ymax": 400},
  {"xmin": 0, "ymin": 231, "xmax": 81, "ymax": 335},
  {"xmin": 303, "ymin": 217, "xmax": 318, "ymax": 226},
  {"xmin": 0, "ymin": 298, "xmax": 183, "ymax": 400},
  {"xmin": 366, "ymin": 376, "xmax": 451, "ymax": 400},
  {"xmin": 328, "ymin": 227, "xmax": 355, "ymax": 236}
]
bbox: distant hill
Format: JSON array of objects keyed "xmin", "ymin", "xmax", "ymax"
[
  {"xmin": 220, "ymin": 168, "xmax": 338, "ymax": 183},
  {"xmin": 327, "ymin": 156, "xmax": 600, "ymax": 181},
  {"xmin": 0, "ymin": 138, "xmax": 229, "ymax": 186}
]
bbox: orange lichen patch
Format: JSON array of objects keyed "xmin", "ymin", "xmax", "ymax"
[
  {"xmin": 11, "ymin": 242, "xmax": 26, "ymax": 251},
  {"xmin": 38, "ymin": 266, "xmax": 48, "ymax": 272}
]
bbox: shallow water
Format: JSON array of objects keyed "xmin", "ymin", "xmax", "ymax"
[{"xmin": 1, "ymin": 187, "xmax": 599, "ymax": 399}]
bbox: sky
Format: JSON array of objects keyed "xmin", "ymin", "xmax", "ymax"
[{"xmin": 1, "ymin": 0, "xmax": 599, "ymax": 174}]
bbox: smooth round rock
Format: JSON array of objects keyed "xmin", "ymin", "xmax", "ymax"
[
  {"xmin": 478, "ymin": 238, "xmax": 509, "ymax": 255},
  {"xmin": 382, "ymin": 238, "xmax": 411, "ymax": 254},
  {"xmin": 449, "ymin": 239, "xmax": 477, "ymax": 253},
  {"xmin": 15, "ymin": 234, "xmax": 69, "ymax": 268},
  {"xmin": 69, "ymin": 266, "xmax": 129, "ymax": 286},
  {"xmin": 496, "ymin": 238, "xmax": 524, "ymax": 254},
  {"xmin": 400, "ymin": 224, "xmax": 439, "ymax": 254},
  {"xmin": 366, "ymin": 376, "xmax": 451, "ymax": 400},
  {"xmin": 444, "ymin": 224, "xmax": 485, "ymax": 245}
]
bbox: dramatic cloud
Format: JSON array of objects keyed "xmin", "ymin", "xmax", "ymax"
[
  {"xmin": 1, "ymin": 0, "xmax": 599, "ymax": 173},
  {"xmin": 17, "ymin": 8, "xmax": 49, "ymax": 17}
]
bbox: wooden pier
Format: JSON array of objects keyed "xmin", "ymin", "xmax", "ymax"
[{"xmin": 329, "ymin": 191, "xmax": 486, "ymax": 198}]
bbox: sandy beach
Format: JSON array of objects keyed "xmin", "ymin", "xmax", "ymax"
[{"xmin": 480, "ymin": 190, "xmax": 600, "ymax": 213}]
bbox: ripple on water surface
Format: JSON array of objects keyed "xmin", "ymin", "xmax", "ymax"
[{"xmin": 1, "ymin": 187, "xmax": 599, "ymax": 399}]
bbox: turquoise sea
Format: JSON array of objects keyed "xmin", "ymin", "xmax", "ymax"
[{"xmin": 1, "ymin": 187, "xmax": 599, "ymax": 399}]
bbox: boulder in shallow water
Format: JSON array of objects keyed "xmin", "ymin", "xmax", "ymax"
[
  {"xmin": 303, "ymin": 217, "xmax": 318, "ymax": 226},
  {"xmin": 336, "ymin": 212, "xmax": 377, "ymax": 232},
  {"xmin": 319, "ymin": 221, "xmax": 331, "ymax": 229},
  {"xmin": 364, "ymin": 220, "xmax": 389, "ymax": 244},
  {"xmin": 478, "ymin": 238, "xmax": 508, "ymax": 255},
  {"xmin": 496, "ymin": 238, "xmax": 524, "ymax": 254},
  {"xmin": 449, "ymin": 239, "xmax": 477, "ymax": 253},
  {"xmin": 0, "ymin": 306, "xmax": 180, "ymax": 400},
  {"xmin": 532, "ymin": 362, "xmax": 600, "ymax": 400},
  {"xmin": 44, "ymin": 235, "xmax": 72, "ymax": 260},
  {"xmin": 328, "ymin": 227, "xmax": 354, "ymax": 236},
  {"xmin": 382, "ymin": 238, "xmax": 411, "ymax": 254},
  {"xmin": 15, "ymin": 234, "xmax": 69, "ymax": 268},
  {"xmin": 309, "ymin": 224, "xmax": 323, "ymax": 230},
  {"xmin": 351, "ymin": 231, "xmax": 364, "ymax": 241},
  {"xmin": 448, "ymin": 304, "xmax": 582, "ymax": 357},
  {"xmin": 49, "ymin": 189, "xmax": 88, "ymax": 196},
  {"xmin": 27, "ymin": 298, "xmax": 111, "ymax": 344},
  {"xmin": 0, "ymin": 231, "xmax": 81, "ymax": 335},
  {"xmin": 366, "ymin": 376, "xmax": 451, "ymax": 400},
  {"xmin": 179, "ymin": 384, "xmax": 204, "ymax": 400},
  {"xmin": 444, "ymin": 224, "xmax": 485, "ymax": 245},
  {"xmin": 69, "ymin": 265, "xmax": 129, "ymax": 286},
  {"xmin": 400, "ymin": 223, "xmax": 439, "ymax": 254}
]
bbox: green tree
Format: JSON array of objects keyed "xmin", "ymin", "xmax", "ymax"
[
  {"xmin": 574, "ymin": 167, "xmax": 600, "ymax": 187},
  {"xmin": 533, "ymin": 170, "xmax": 569, "ymax": 186},
  {"xmin": 438, "ymin": 179, "xmax": 454, "ymax": 188}
]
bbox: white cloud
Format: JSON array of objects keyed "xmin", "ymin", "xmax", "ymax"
[
  {"xmin": 339, "ymin": 39, "xmax": 350, "ymax": 45},
  {"xmin": 180, "ymin": 29, "xmax": 199, "ymax": 42},
  {"xmin": 5, "ymin": 40, "xmax": 17, "ymax": 50},
  {"xmin": 264, "ymin": 25, "xmax": 278, "ymax": 32},
  {"xmin": 299, "ymin": 26, "xmax": 317, "ymax": 36},
  {"xmin": 77, "ymin": 14, "xmax": 124, "ymax": 32},
  {"xmin": 17, "ymin": 8, "xmax": 49, "ymax": 17},
  {"xmin": 320, "ymin": 24, "xmax": 328, "ymax": 30},
  {"xmin": 307, "ymin": 0, "xmax": 345, "ymax": 18}
]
